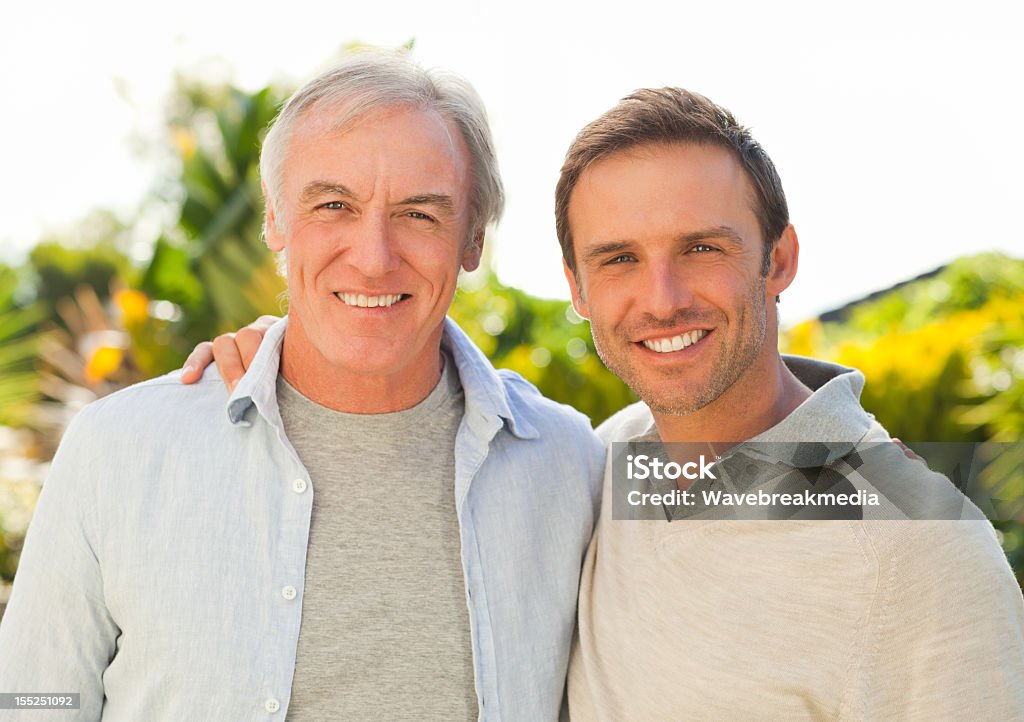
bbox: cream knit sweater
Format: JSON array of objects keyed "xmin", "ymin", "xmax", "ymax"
[{"xmin": 569, "ymin": 358, "xmax": 1024, "ymax": 721}]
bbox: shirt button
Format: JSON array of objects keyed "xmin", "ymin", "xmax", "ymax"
[
  {"xmin": 292, "ymin": 478, "xmax": 307, "ymax": 493},
  {"xmin": 265, "ymin": 697, "xmax": 280, "ymax": 713},
  {"xmin": 281, "ymin": 585, "xmax": 297, "ymax": 600}
]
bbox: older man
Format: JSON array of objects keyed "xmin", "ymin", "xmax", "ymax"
[
  {"xmin": 198, "ymin": 86, "xmax": 1024, "ymax": 720},
  {"xmin": 0, "ymin": 53, "xmax": 603, "ymax": 721}
]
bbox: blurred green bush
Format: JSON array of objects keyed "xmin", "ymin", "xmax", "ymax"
[{"xmin": 782, "ymin": 253, "xmax": 1024, "ymax": 583}]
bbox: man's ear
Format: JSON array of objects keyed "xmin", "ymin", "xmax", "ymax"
[
  {"xmin": 562, "ymin": 259, "xmax": 590, "ymax": 320},
  {"xmin": 263, "ymin": 182, "xmax": 285, "ymax": 253},
  {"xmin": 766, "ymin": 224, "xmax": 799, "ymax": 299},
  {"xmin": 461, "ymin": 229, "xmax": 485, "ymax": 272}
]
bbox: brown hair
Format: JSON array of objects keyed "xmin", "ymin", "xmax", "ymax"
[{"xmin": 555, "ymin": 87, "xmax": 789, "ymax": 277}]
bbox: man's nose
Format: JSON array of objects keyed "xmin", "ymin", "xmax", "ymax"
[
  {"xmin": 346, "ymin": 214, "xmax": 400, "ymax": 277},
  {"xmin": 641, "ymin": 261, "xmax": 694, "ymax": 319}
]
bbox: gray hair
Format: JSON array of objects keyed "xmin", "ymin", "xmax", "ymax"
[{"xmin": 260, "ymin": 50, "xmax": 505, "ymax": 238}]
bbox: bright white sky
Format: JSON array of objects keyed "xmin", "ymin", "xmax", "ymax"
[{"xmin": 2, "ymin": 0, "xmax": 1022, "ymax": 324}]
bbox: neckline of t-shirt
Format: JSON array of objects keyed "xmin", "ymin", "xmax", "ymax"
[{"xmin": 275, "ymin": 351, "xmax": 463, "ymax": 432}]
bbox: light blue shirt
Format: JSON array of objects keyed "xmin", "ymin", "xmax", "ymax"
[{"xmin": 0, "ymin": 317, "xmax": 605, "ymax": 721}]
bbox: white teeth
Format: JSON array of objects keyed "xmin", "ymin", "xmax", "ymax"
[
  {"xmin": 642, "ymin": 329, "xmax": 708, "ymax": 353},
  {"xmin": 336, "ymin": 293, "xmax": 404, "ymax": 308}
]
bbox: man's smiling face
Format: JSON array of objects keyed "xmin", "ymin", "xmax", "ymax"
[
  {"xmin": 265, "ymin": 104, "xmax": 480, "ymax": 394},
  {"xmin": 564, "ymin": 141, "xmax": 786, "ymax": 416}
]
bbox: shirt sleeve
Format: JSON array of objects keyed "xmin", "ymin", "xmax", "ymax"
[
  {"xmin": 852, "ymin": 520, "xmax": 1024, "ymax": 719},
  {"xmin": 0, "ymin": 409, "xmax": 119, "ymax": 721}
]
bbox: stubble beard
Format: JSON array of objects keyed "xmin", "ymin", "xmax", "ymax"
[{"xmin": 592, "ymin": 277, "xmax": 769, "ymax": 417}]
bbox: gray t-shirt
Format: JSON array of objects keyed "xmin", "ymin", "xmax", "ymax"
[{"xmin": 278, "ymin": 354, "xmax": 475, "ymax": 721}]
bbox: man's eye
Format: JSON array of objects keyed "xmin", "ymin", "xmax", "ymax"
[
  {"xmin": 320, "ymin": 201, "xmax": 346, "ymax": 210},
  {"xmin": 690, "ymin": 244, "xmax": 717, "ymax": 253},
  {"xmin": 606, "ymin": 255, "xmax": 635, "ymax": 265},
  {"xmin": 406, "ymin": 211, "xmax": 435, "ymax": 222}
]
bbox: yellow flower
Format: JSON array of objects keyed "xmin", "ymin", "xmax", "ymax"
[
  {"xmin": 116, "ymin": 289, "xmax": 149, "ymax": 326},
  {"xmin": 84, "ymin": 346, "xmax": 124, "ymax": 383}
]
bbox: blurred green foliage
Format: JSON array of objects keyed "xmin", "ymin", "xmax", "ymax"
[
  {"xmin": 451, "ymin": 271, "xmax": 635, "ymax": 426},
  {"xmin": 782, "ymin": 252, "xmax": 1024, "ymax": 583},
  {"xmin": 0, "ymin": 266, "xmax": 46, "ymax": 429},
  {"xmin": 139, "ymin": 78, "xmax": 287, "ymax": 361},
  {"xmin": 0, "ymin": 268, "xmax": 46, "ymax": 591},
  {"xmin": 29, "ymin": 239, "xmax": 133, "ymax": 316}
]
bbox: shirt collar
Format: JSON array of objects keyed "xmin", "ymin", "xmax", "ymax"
[
  {"xmin": 741, "ymin": 355, "xmax": 874, "ymax": 468},
  {"xmin": 226, "ymin": 317, "xmax": 288, "ymax": 425},
  {"xmin": 225, "ymin": 316, "xmax": 538, "ymax": 440},
  {"xmin": 440, "ymin": 317, "xmax": 538, "ymax": 440}
]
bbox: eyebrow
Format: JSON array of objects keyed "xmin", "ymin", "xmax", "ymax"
[
  {"xmin": 582, "ymin": 241, "xmax": 636, "ymax": 265},
  {"xmin": 678, "ymin": 225, "xmax": 745, "ymax": 249},
  {"xmin": 299, "ymin": 181, "xmax": 357, "ymax": 206},
  {"xmin": 398, "ymin": 193, "xmax": 456, "ymax": 213}
]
